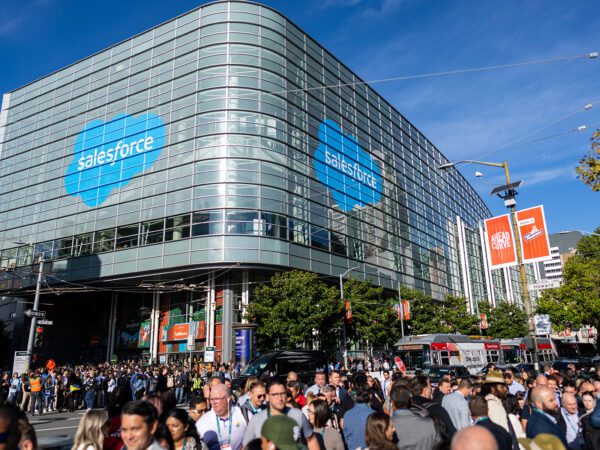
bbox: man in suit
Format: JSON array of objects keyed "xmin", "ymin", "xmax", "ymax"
[
  {"xmin": 525, "ymin": 386, "xmax": 569, "ymax": 449},
  {"xmin": 468, "ymin": 395, "xmax": 512, "ymax": 450},
  {"xmin": 390, "ymin": 384, "xmax": 439, "ymax": 450}
]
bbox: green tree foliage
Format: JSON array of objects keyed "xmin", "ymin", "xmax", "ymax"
[
  {"xmin": 441, "ymin": 295, "xmax": 481, "ymax": 335},
  {"xmin": 401, "ymin": 287, "xmax": 446, "ymax": 335},
  {"xmin": 537, "ymin": 228, "xmax": 600, "ymax": 329},
  {"xmin": 247, "ymin": 270, "xmax": 342, "ymax": 350},
  {"xmin": 478, "ymin": 301, "xmax": 529, "ymax": 338},
  {"xmin": 342, "ymin": 277, "xmax": 400, "ymax": 348},
  {"xmin": 576, "ymin": 130, "xmax": 600, "ymax": 191}
]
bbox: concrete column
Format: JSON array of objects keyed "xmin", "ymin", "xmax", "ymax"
[
  {"xmin": 150, "ymin": 291, "xmax": 160, "ymax": 364},
  {"xmin": 222, "ymin": 277, "xmax": 234, "ymax": 364},
  {"xmin": 106, "ymin": 293, "xmax": 118, "ymax": 361}
]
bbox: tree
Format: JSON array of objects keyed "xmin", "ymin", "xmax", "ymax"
[
  {"xmin": 342, "ymin": 277, "xmax": 400, "ymax": 349},
  {"xmin": 537, "ymin": 228, "xmax": 600, "ymax": 330},
  {"xmin": 440, "ymin": 295, "xmax": 480, "ymax": 335},
  {"xmin": 400, "ymin": 287, "xmax": 446, "ymax": 335},
  {"xmin": 576, "ymin": 129, "xmax": 600, "ymax": 191},
  {"xmin": 247, "ymin": 270, "xmax": 342, "ymax": 350},
  {"xmin": 478, "ymin": 301, "xmax": 529, "ymax": 338}
]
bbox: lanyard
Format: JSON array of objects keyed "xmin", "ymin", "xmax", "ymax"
[
  {"xmin": 215, "ymin": 413, "xmax": 233, "ymax": 444},
  {"xmin": 247, "ymin": 401, "xmax": 258, "ymax": 414}
]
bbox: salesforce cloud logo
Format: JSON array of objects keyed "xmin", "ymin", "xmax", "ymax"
[
  {"xmin": 65, "ymin": 113, "xmax": 166, "ymax": 207},
  {"xmin": 313, "ymin": 119, "xmax": 382, "ymax": 212}
]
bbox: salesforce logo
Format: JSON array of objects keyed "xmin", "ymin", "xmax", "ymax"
[
  {"xmin": 64, "ymin": 113, "xmax": 166, "ymax": 207},
  {"xmin": 313, "ymin": 119, "xmax": 382, "ymax": 212}
]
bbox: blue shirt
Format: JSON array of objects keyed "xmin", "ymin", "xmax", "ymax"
[{"xmin": 343, "ymin": 403, "xmax": 373, "ymax": 450}]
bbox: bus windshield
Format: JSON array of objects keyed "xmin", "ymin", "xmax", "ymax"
[
  {"xmin": 397, "ymin": 349, "xmax": 429, "ymax": 370},
  {"xmin": 503, "ymin": 349, "xmax": 521, "ymax": 364}
]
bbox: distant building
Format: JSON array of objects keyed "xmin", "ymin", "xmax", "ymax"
[{"xmin": 538, "ymin": 231, "xmax": 583, "ymax": 285}]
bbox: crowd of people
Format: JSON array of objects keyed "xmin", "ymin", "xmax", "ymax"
[{"xmin": 0, "ymin": 359, "xmax": 599, "ymax": 450}]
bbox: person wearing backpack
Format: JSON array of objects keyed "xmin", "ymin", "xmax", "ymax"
[{"xmin": 408, "ymin": 375, "xmax": 457, "ymax": 441}]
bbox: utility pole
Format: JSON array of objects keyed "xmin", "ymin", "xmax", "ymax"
[{"xmin": 25, "ymin": 256, "xmax": 44, "ymax": 371}]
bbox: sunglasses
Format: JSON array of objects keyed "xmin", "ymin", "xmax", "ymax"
[{"xmin": 257, "ymin": 394, "xmax": 266, "ymax": 399}]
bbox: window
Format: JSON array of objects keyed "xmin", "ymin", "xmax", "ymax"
[
  {"xmin": 140, "ymin": 219, "xmax": 164, "ymax": 245},
  {"xmin": 165, "ymin": 214, "xmax": 191, "ymax": 241},
  {"xmin": 116, "ymin": 225, "xmax": 139, "ymax": 249},
  {"xmin": 73, "ymin": 233, "xmax": 93, "ymax": 257},
  {"xmin": 191, "ymin": 210, "xmax": 223, "ymax": 236},
  {"xmin": 94, "ymin": 229, "xmax": 115, "ymax": 253}
]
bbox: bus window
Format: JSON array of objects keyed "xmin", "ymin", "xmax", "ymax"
[{"xmin": 440, "ymin": 351, "xmax": 450, "ymax": 365}]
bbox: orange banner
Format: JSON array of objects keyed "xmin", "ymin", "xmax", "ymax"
[
  {"xmin": 172, "ymin": 323, "xmax": 189, "ymax": 341},
  {"xmin": 402, "ymin": 300, "xmax": 410, "ymax": 320},
  {"xmin": 516, "ymin": 205, "xmax": 551, "ymax": 263},
  {"xmin": 484, "ymin": 214, "xmax": 518, "ymax": 269}
]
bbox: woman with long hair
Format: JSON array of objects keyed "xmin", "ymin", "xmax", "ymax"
[
  {"xmin": 365, "ymin": 412, "xmax": 396, "ymax": 450},
  {"xmin": 165, "ymin": 408, "xmax": 200, "ymax": 450},
  {"xmin": 71, "ymin": 409, "xmax": 108, "ymax": 450},
  {"xmin": 308, "ymin": 399, "xmax": 344, "ymax": 450}
]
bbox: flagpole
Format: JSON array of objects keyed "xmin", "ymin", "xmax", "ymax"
[{"xmin": 399, "ymin": 287, "xmax": 404, "ymax": 338}]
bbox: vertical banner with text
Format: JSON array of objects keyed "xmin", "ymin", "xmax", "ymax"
[
  {"xmin": 484, "ymin": 214, "xmax": 518, "ymax": 269},
  {"xmin": 516, "ymin": 205, "xmax": 552, "ymax": 263}
]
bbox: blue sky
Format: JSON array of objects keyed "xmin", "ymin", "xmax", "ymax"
[{"xmin": 1, "ymin": 0, "xmax": 598, "ymax": 234}]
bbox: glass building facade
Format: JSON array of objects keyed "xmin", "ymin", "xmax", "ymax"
[{"xmin": 0, "ymin": 1, "xmax": 529, "ymax": 363}]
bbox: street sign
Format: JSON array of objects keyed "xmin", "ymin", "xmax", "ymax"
[
  {"xmin": 204, "ymin": 346, "xmax": 215, "ymax": 363},
  {"xmin": 24, "ymin": 309, "xmax": 46, "ymax": 319},
  {"xmin": 37, "ymin": 320, "xmax": 53, "ymax": 325},
  {"xmin": 12, "ymin": 351, "xmax": 29, "ymax": 375},
  {"xmin": 529, "ymin": 279, "xmax": 561, "ymax": 291},
  {"xmin": 187, "ymin": 322, "xmax": 197, "ymax": 351},
  {"xmin": 534, "ymin": 314, "xmax": 552, "ymax": 335}
]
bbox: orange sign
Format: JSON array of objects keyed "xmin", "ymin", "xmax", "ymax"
[
  {"xmin": 46, "ymin": 359, "xmax": 56, "ymax": 371},
  {"xmin": 480, "ymin": 313, "xmax": 488, "ymax": 330},
  {"xmin": 516, "ymin": 205, "xmax": 551, "ymax": 263},
  {"xmin": 172, "ymin": 323, "xmax": 189, "ymax": 341},
  {"xmin": 484, "ymin": 214, "xmax": 518, "ymax": 269}
]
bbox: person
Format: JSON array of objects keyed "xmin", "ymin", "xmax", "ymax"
[
  {"xmin": 243, "ymin": 380, "xmax": 316, "ymax": 450},
  {"xmin": 0, "ymin": 406, "xmax": 23, "ymax": 450},
  {"xmin": 341, "ymin": 380, "xmax": 374, "ymax": 450},
  {"xmin": 380, "ymin": 371, "xmax": 391, "ymax": 401},
  {"xmin": 29, "ymin": 372, "xmax": 43, "ymax": 416},
  {"xmin": 468, "ymin": 395, "xmax": 512, "ymax": 450},
  {"xmin": 503, "ymin": 373, "xmax": 524, "ymax": 397},
  {"xmin": 442, "ymin": 379, "xmax": 473, "ymax": 431},
  {"xmin": 237, "ymin": 377, "xmax": 259, "ymax": 407},
  {"xmin": 20, "ymin": 375, "xmax": 30, "ymax": 412},
  {"xmin": 121, "ymin": 400, "xmax": 164, "ymax": 450},
  {"xmin": 18, "ymin": 416, "xmax": 38, "ymax": 450},
  {"xmin": 240, "ymin": 382, "xmax": 266, "ymax": 424},
  {"xmin": 556, "ymin": 393, "xmax": 582, "ymax": 450},
  {"xmin": 260, "ymin": 415, "xmax": 304, "ymax": 450},
  {"xmin": 83, "ymin": 372, "xmax": 97, "ymax": 410},
  {"xmin": 165, "ymin": 409, "xmax": 200, "ymax": 450},
  {"xmin": 364, "ymin": 412, "xmax": 396, "ymax": 450},
  {"xmin": 105, "ymin": 386, "xmax": 130, "ymax": 450},
  {"xmin": 525, "ymin": 386, "xmax": 568, "ymax": 449},
  {"xmin": 328, "ymin": 371, "xmax": 350, "ymax": 406},
  {"xmin": 389, "ymin": 384, "xmax": 439, "ymax": 450},
  {"xmin": 68, "ymin": 371, "xmax": 83, "ymax": 413},
  {"xmin": 188, "ymin": 396, "xmax": 208, "ymax": 424},
  {"xmin": 44, "ymin": 373, "xmax": 57, "ymax": 413},
  {"xmin": 305, "ymin": 372, "xmax": 327, "ymax": 397},
  {"xmin": 451, "ymin": 426, "xmax": 498, "ymax": 450},
  {"xmin": 502, "ymin": 395, "xmax": 524, "ymax": 440},
  {"xmin": 308, "ymin": 399, "xmax": 344, "ymax": 450},
  {"xmin": 196, "ymin": 383, "xmax": 246, "ymax": 450},
  {"xmin": 481, "ymin": 371, "xmax": 510, "ymax": 434},
  {"xmin": 72, "ymin": 409, "xmax": 109, "ymax": 450},
  {"xmin": 581, "ymin": 391, "xmax": 595, "ymax": 414},
  {"xmin": 288, "ymin": 381, "xmax": 306, "ymax": 408},
  {"xmin": 433, "ymin": 379, "xmax": 452, "ymax": 403},
  {"xmin": 7, "ymin": 373, "xmax": 21, "ymax": 405}
]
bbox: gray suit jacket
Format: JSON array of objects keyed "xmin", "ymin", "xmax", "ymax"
[{"xmin": 391, "ymin": 409, "xmax": 439, "ymax": 450}]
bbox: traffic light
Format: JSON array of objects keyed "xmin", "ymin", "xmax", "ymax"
[{"xmin": 34, "ymin": 327, "xmax": 43, "ymax": 348}]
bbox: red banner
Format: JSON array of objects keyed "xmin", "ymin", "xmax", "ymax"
[
  {"xmin": 484, "ymin": 214, "xmax": 518, "ymax": 269},
  {"xmin": 516, "ymin": 205, "xmax": 551, "ymax": 263},
  {"xmin": 402, "ymin": 300, "xmax": 410, "ymax": 320},
  {"xmin": 480, "ymin": 313, "xmax": 488, "ymax": 330}
]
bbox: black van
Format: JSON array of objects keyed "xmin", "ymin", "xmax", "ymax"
[{"xmin": 232, "ymin": 350, "xmax": 328, "ymax": 391}]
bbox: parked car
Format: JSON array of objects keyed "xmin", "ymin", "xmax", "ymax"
[
  {"xmin": 232, "ymin": 350, "xmax": 328, "ymax": 391},
  {"xmin": 423, "ymin": 365, "xmax": 471, "ymax": 386}
]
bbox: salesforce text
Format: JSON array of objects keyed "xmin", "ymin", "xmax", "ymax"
[
  {"xmin": 77, "ymin": 136, "xmax": 154, "ymax": 171},
  {"xmin": 324, "ymin": 149, "xmax": 378, "ymax": 189}
]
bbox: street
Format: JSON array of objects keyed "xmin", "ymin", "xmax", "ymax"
[{"xmin": 29, "ymin": 409, "xmax": 83, "ymax": 447}]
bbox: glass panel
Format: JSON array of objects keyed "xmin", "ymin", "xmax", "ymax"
[
  {"xmin": 94, "ymin": 229, "xmax": 115, "ymax": 253},
  {"xmin": 165, "ymin": 214, "xmax": 191, "ymax": 241},
  {"xmin": 140, "ymin": 219, "xmax": 164, "ymax": 245},
  {"xmin": 116, "ymin": 224, "xmax": 139, "ymax": 249}
]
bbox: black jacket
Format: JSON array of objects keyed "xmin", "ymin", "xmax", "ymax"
[
  {"xmin": 412, "ymin": 395, "xmax": 457, "ymax": 439},
  {"xmin": 476, "ymin": 419, "xmax": 513, "ymax": 450}
]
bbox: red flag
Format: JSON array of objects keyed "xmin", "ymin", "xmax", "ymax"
[{"xmin": 394, "ymin": 356, "xmax": 406, "ymax": 373}]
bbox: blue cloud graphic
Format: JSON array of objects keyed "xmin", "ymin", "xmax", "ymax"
[
  {"xmin": 313, "ymin": 119, "xmax": 382, "ymax": 212},
  {"xmin": 65, "ymin": 113, "xmax": 166, "ymax": 207}
]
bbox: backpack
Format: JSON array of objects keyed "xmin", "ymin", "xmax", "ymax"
[{"xmin": 411, "ymin": 401, "xmax": 451, "ymax": 444}]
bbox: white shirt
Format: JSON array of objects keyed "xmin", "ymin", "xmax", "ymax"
[
  {"xmin": 196, "ymin": 407, "xmax": 247, "ymax": 450},
  {"xmin": 561, "ymin": 408, "xmax": 580, "ymax": 446}
]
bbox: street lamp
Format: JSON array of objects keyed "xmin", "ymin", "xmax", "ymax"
[
  {"xmin": 339, "ymin": 266, "xmax": 358, "ymax": 370},
  {"xmin": 439, "ymin": 159, "xmax": 540, "ymax": 370}
]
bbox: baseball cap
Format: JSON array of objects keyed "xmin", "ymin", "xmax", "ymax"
[{"xmin": 261, "ymin": 415, "xmax": 305, "ymax": 450}]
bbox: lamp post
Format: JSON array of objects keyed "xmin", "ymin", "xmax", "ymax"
[
  {"xmin": 439, "ymin": 159, "xmax": 539, "ymax": 370},
  {"xmin": 339, "ymin": 266, "xmax": 358, "ymax": 370}
]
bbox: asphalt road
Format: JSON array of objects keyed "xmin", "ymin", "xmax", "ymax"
[{"xmin": 28, "ymin": 409, "xmax": 84, "ymax": 448}]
